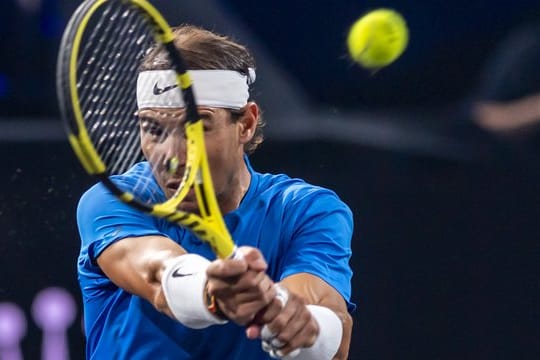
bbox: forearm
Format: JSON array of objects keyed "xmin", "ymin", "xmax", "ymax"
[
  {"xmin": 272, "ymin": 274, "xmax": 352, "ymax": 359},
  {"xmin": 283, "ymin": 282, "xmax": 353, "ymax": 357},
  {"xmin": 162, "ymin": 246, "xmax": 276, "ymax": 328},
  {"xmin": 97, "ymin": 235, "xmax": 187, "ymax": 316},
  {"xmin": 332, "ymin": 310, "xmax": 352, "ymax": 360},
  {"xmin": 298, "ymin": 284, "xmax": 352, "ymax": 360}
]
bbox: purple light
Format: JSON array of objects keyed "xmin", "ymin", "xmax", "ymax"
[
  {"xmin": 32, "ymin": 288, "xmax": 78, "ymax": 360},
  {"xmin": 31, "ymin": 287, "xmax": 77, "ymax": 332},
  {"xmin": 0, "ymin": 302, "xmax": 27, "ymax": 348}
]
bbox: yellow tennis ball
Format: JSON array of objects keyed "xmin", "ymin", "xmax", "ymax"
[{"xmin": 347, "ymin": 9, "xmax": 409, "ymax": 69}]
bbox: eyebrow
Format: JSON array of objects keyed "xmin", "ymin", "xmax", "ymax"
[
  {"xmin": 139, "ymin": 116, "xmax": 159, "ymax": 125},
  {"xmin": 198, "ymin": 112, "xmax": 212, "ymax": 121},
  {"xmin": 138, "ymin": 109, "xmax": 215, "ymax": 126}
]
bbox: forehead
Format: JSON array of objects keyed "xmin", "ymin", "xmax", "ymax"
[
  {"xmin": 138, "ymin": 107, "xmax": 226, "ymax": 122},
  {"xmin": 138, "ymin": 107, "xmax": 185, "ymax": 120}
]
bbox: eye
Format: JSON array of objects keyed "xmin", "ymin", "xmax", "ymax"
[{"xmin": 140, "ymin": 119, "xmax": 167, "ymax": 141}]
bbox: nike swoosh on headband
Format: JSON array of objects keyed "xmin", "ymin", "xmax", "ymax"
[
  {"xmin": 153, "ymin": 82, "xmax": 179, "ymax": 95},
  {"xmin": 138, "ymin": 69, "xmax": 253, "ymax": 109}
]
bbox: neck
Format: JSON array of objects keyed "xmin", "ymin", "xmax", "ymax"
[{"xmin": 218, "ymin": 160, "xmax": 251, "ymax": 214}]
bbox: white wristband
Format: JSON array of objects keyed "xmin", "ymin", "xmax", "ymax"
[
  {"xmin": 262, "ymin": 305, "xmax": 342, "ymax": 360},
  {"xmin": 286, "ymin": 305, "xmax": 342, "ymax": 359},
  {"xmin": 161, "ymin": 254, "xmax": 228, "ymax": 329}
]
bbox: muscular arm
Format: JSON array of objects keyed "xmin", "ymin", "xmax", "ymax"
[
  {"xmin": 280, "ymin": 273, "xmax": 352, "ymax": 360},
  {"xmin": 96, "ymin": 235, "xmax": 186, "ymax": 317},
  {"xmin": 97, "ymin": 237, "xmax": 276, "ymax": 326}
]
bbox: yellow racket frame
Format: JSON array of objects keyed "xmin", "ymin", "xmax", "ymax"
[{"xmin": 61, "ymin": 0, "xmax": 235, "ymax": 258}]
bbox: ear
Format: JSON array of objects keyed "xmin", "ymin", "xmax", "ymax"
[{"xmin": 237, "ymin": 102, "xmax": 259, "ymax": 144}]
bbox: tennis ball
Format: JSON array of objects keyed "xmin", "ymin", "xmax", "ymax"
[{"xmin": 347, "ymin": 8, "xmax": 408, "ymax": 69}]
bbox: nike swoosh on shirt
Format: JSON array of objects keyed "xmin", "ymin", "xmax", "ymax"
[
  {"xmin": 153, "ymin": 82, "xmax": 179, "ymax": 95},
  {"xmin": 172, "ymin": 268, "xmax": 195, "ymax": 278}
]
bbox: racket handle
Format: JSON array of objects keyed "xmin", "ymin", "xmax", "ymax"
[{"xmin": 230, "ymin": 246, "xmax": 243, "ymax": 260}]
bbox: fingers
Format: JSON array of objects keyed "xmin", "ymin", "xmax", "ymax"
[
  {"xmin": 214, "ymin": 276, "xmax": 276, "ymax": 324},
  {"xmin": 206, "ymin": 246, "xmax": 267, "ymax": 279},
  {"xmin": 205, "ymin": 246, "xmax": 275, "ymax": 325},
  {"xmin": 252, "ymin": 285, "xmax": 288, "ymax": 324},
  {"xmin": 245, "ymin": 323, "xmax": 262, "ymax": 339},
  {"xmin": 258, "ymin": 287, "xmax": 319, "ymax": 357},
  {"xmin": 210, "ymin": 272, "xmax": 276, "ymax": 324},
  {"xmin": 238, "ymin": 246, "xmax": 268, "ymax": 271},
  {"xmin": 208, "ymin": 267, "xmax": 274, "ymax": 297},
  {"xmin": 206, "ymin": 257, "xmax": 247, "ymax": 279},
  {"xmin": 245, "ymin": 284, "xmax": 288, "ymax": 339}
]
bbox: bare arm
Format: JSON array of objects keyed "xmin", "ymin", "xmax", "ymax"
[
  {"xmin": 96, "ymin": 235, "xmax": 186, "ymax": 318},
  {"xmin": 280, "ymin": 273, "xmax": 352, "ymax": 360},
  {"xmin": 473, "ymin": 94, "xmax": 540, "ymax": 132},
  {"xmin": 248, "ymin": 272, "xmax": 352, "ymax": 359},
  {"xmin": 98, "ymin": 239, "xmax": 276, "ymax": 326}
]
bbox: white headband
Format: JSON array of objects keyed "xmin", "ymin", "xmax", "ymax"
[{"xmin": 136, "ymin": 69, "xmax": 255, "ymax": 110}]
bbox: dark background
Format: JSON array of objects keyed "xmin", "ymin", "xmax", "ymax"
[
  {"xmin": 1, "ymin": 0, "xmax": 539, "ymax": 359},
  {"xmin": 3, "ymin": 0, "xmax": 540, "ymax": 116}
]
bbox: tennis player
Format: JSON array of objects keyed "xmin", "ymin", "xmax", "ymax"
[{"xmin": 77, "ymin": 25, "xmax": 355, "ymax": 359}]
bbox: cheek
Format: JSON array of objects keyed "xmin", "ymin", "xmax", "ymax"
[
  {"xmin": 205, "ymin": 133, "xmax": 237, "ymax": 183},
  {"xmin": 206, "ymin": 137, "xmax": 229, "ymax": 169},
  {"xmin": 140, "ymin": 136, "xmax": 163, "ymax": 166},
  {"xmin": 140, "ymin": 137, "xmax": 152, "ymax": 159}
]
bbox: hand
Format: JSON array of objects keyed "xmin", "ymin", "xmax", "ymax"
[
  {"xmin": 248, "ymin": 285, "xmax": 320, "ymax": 358},
  {"xmin": 206, "ymin": 246, "xmax": 276, "ymax": 325}
]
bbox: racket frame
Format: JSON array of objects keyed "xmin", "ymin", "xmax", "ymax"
[{"xmin": 57, "ymin": 0, "xmax": 236, "ymax": 258}]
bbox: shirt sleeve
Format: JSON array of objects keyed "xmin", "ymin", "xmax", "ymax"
[
  {"xmin": 77, "ymin": 182, "xmax": 168, "ymax": 266},
  {"xmin": 279, "ymin": 187, "xmax": 356, "ymax": 312}
]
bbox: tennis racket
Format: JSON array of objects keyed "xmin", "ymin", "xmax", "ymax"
[{"xmin": 56, "ymin": 0, "xmax": 236, "ymax": 259}]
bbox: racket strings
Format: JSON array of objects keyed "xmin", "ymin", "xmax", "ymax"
[
  {"xmin": 78, "ymin": 4, "xmax": 125, "ymax": 107},
  {"xmin": 75, "ymin": 2, "xmax": 156, "ymax": 179},
  {"xmin": 73, "ymin": 1, "xmax": 194, "ymax": 206},
  {"xmin": 78, "ymin": 4, "xmax": 136, "ymax": 159},
  {"xmin": 86, "ymin": 11, "xmax": 143, "ymax": 165}
]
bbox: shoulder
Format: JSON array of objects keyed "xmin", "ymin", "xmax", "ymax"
[
  {"xmin": 76, "ymin": 164, "xmax": 170, "ymax": 263},
  {"xmin": 78, "ymin": 181, "xmax": 113, "ymax": 212},
  {"xmin": 78, "ymin": 162, "xmax": 161, "ymax": 211},
  {"xmin": 256, "ymin": 171, "xmax": 350, "ymax": 213}
]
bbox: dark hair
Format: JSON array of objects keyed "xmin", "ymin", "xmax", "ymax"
[{"xmin": 140, "ymin": 25, "xmax": 264, "ymax": 154}]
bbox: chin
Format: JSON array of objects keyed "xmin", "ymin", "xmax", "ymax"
[{"xmin": 177, "ymin": 200, "xmax": 200, "ymax": 214}]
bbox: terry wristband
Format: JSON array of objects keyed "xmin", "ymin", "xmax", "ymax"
[
  {"xmin": 262, "ymin": 305, "xmax": 343, "ymax": 359},
  {"xmin": 161, "ymin": 254, "xmax": 228, "ymax": 329},
  {"xmin": 286, "ymin": 305, "xmax": 343, "ymax": 359}
]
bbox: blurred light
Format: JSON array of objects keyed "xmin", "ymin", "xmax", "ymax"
[
  {"xmin": 0, "ymin": 302, "xmax": 27, "ymax": 347},
  {"xmin": 16, "ymin": 0, "xmax": 42, "ymax": 14},
  {"xmin": 31, "ymin": 287, "xmax": 77, "ymax": 332}
]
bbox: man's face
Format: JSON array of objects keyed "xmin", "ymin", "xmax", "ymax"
[{"xmin": 138, "ymin": 107, "xmax": 244, "ymax": 212}]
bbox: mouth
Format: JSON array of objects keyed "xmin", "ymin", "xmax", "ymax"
[
  {"xmin": 164, "ymin": 179, "xmax": 182, "ymax": 197},
  {"xmin": 166, "ymin": 180, "xmax": 180, "ymax": 191}
]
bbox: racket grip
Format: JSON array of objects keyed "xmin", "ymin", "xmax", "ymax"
[{"xmin": 230, "ymin": 246, "xmax": 243, "ymax": 260}]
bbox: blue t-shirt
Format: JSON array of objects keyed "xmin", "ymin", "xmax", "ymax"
[{"xmin": 77, "ymin": 160, "xmax": 354, "ymax": 359}]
